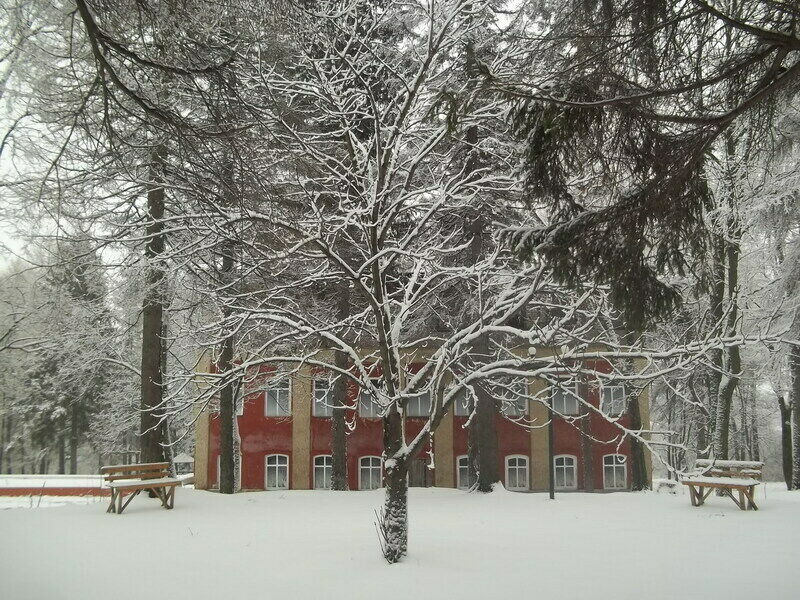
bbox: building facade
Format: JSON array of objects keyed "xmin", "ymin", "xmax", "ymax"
[{"xmin": 194, "ymin": 355, "xmax": 652, "ymax": 492}]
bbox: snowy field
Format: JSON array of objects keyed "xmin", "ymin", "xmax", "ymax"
[{"xmin": 0, "ymin": 484, "xmax": 797, "ymax": 600}]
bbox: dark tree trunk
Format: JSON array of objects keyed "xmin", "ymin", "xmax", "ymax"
[
  {"xmin": 714, "ymin": 234, "xmax": 741, "ymax": 460},
  {"xmin": 330, "ymin": 280, "xmax": 351, "ymax": 490},
  {"xmin": 381, "ymin": 405, "xmax": 407, "ymax": 563},
  {"xmin": 790, "ymin": 345, "xmax": 800, "ymax": 490},
  {"xmin": 330, "ymin": 349, "xmax": 349, "ymax": 490},
  {"xmin": 140, "ymin": 145, "xmax": 167, "ymax": 465},
  {"xmin": 778, "ymin": 395, "xmax": 793, "ymax": 490},
  {"xmin": 0, "ymin": 416, "xmax": 4, "ymax": 474},
  {"xmin": 469, "ymin": 378, "xmax": 499, "ymax": 492},
  {"xmin": 69, "ymin": 403, "xmax": 79, "ymax": 474},
  {"xmin": 580, "ymin": 394, "xmax": 594, "ymax": 491},
  {"xmin": 57, "ymin": 435, "xmax": 66, "ymax": 474},
  {"xmin": 627, "ymin": 392, "xmax": 649, "ymax": 490},
  {"xmin": 218, "ymin": 246, "xmax": 237, "ymax": 494}
]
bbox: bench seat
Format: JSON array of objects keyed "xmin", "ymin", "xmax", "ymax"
[
  {"xmin": 681, "ymin": 476, "xmax": 759, "ymax": 488},
  {"xmin": 107, "ymin": 477, "xmax": 180, "ymax": 489}
]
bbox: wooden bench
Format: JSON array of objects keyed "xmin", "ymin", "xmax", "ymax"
[
  {"xmin": 101, "ymin": 462, "xmax": 179, "ymax": 515},
  {"xmin": 681, "ymin": 459, "xmax": 763, "ymax": 511}
]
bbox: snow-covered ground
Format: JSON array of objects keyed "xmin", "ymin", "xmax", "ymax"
[{"xmin": 0, "ymin": 484, "xmax": 796, "ymax": 600}]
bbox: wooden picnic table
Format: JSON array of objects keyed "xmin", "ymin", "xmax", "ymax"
[
  {"xmin": 681, "ymin": 459, "xmax": 763, "ymax": 511},
  {"xmin": 101, "ymin": 462, "xmax": 179, "ymax": 515}
]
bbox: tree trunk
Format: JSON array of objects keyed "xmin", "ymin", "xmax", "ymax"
[
  {"xmin": 469, "ymin": 378, "xmax": 499, "ymax": 492},
  {"xmin": 790, "ymin": 345, "xmax": 800, "ymax": 490},
  {"xmin": 627, "ymin": 391, "xmax": 649, "ymax": 490},
  {"xmin": 218, "ymin": 303, "xmax": 237, "ymax": 495},
  {"xmin": 69, "ymin": 403, "xmax": 79, "ymax": 474},
  {"xmin": 140, "ymin": 145, "xmax": 167, "ymax": 465},
  {"xmin": 713, "ymin": 235, "xmax": 741, "ymax": 460},
  {"xmin": 330, "ymin": 280, "xmax": 351, "ymax": 490},
  {"xmin": 381, "ymin": 400, "xmax": 408, "ymax": 563},
  {"xmin": 778, "ymin": 395, "xmax": 793, "ymax": 490},
  {"xmin": 57, "ymin": 435, "xmax": 66, "ymax": 474},
  {"xmin": 330, "ymin": 349, "xmax": 349, "ymax": 490},
  {"xmin": 580, "ymin": 392, "xmax": 595, "ymax": 491}
]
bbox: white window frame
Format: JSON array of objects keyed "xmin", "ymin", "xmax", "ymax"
[
  {"xmin": 312, "ymin": 378, "xmax": 332, "ymax": 418},
  {"xmin": 313, "ymin": 455, "xmax": 332, "ymax": 490},
  {"xmin": 600, "ymin": 385, "xmax": 626, "ymax": 417},
  {"xmin": 554, "ymin": 454, "xmax": 578, "ymax": 490},
  {"xmin": 505, "ymin": 455, "xmax": 529, "ymax": 491},
  {"xmin": 265, "ymin": 454, "xmax": 289, "ymax": 490},
  {"xmin": 359, "ymin": 456, "xmax": 383, "ymax": 490},
  {"xmin": 603, "ymin": 454, "xmax": 627, "ymax": 490},
  {"xmin": 216, "ymin": 454, "xmax": 242, "ymax": 489},
  {"xmin": 456, "ymin": 455, "xmax": 474, "ymax": 490},
  {"xmin": 358, "ymin": 380, "xmax": 382, "ymax": 418},
  {"xmin": 550, "ymin": 384, "xmax": 579, "ymax": 416},
  {"xmin": 265, "ymin": 378, "xmax": 292, "ymax": 417},
  {"xmin": 406, "ymin": 391, "xmax": 431, "ymax": 418}
]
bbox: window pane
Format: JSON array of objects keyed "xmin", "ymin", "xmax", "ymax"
[
  {"xmin": 453, "ymin": 388, "xmax": 470, "ymax": 416},
  {"xmin": 313, "ymin": 379, "xmax": 332, "ymax": 417},
  {"xmin": 407, "ymin": 392, "xmax": 431, "ymax": 417}
]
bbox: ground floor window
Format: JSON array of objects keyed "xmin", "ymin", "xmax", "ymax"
[
  {"xmin": 314, "ymin": 455, "xmax": 332, "ymax": 490},
  {"xmin": 603, "ymin": 454, "xmax": 627, "ymax": 490},
  {"xmin": 359, "ymin": 456, "xmax": 382, "ymax": 490},
  {"xmin": 554, "ymin": 455, "xmax": 577, "ymax": 490},
  {"xmin": 266, "ymin": 454, "xmax": 289, "ymax": 490},
  {"xmin": 456, "ymin": 455, "xmax": 475, "ymax": 490},
  {"xmin": 505, "ymin": 455, "xmax": 529, "ymax": 491}
]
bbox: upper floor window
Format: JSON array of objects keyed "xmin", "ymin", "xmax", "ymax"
[
  {"xmin": 603, "ymin": 454, "xmax": 627, "ymax": 490},
  {"xmin": 600, "ymin": 385, "xmax": 626, "ymax": 417},
  {"xmin": 550, "ymin": 384, "xmax": 579, "ymax": 416},
  {"xmin": 453, "ymin": 386, "xmax": 471, "ymax": 417},
  {"xmin": 313, "ymin": 455, "xmax": 332, "ymax": 490},
  {"xmin": 554, "ymin": 455, "xmax": 577, "ymax": 490},
  {"xmin": 456, "ymin": 455, "xmax": 475, "ymax": 490},
  {"xmin": 359, "ymin": 456, "xmax": 382, "ymax": 490},
  {"xmin": 406, "ymin": 391, "xmax": 431, "ymax": 417},
  {"xmin": 505, "ymin": 455, "xmax": 529, "ymax": 491},
  {"xmin": 265, "ymin": 378, "xmax": 291, "ymax": 417},
  {"xmin": 312, "ymin": 378, "xmax": 332, "ymax": 417},
  {"xmin": 359, "ymin": 380, "xmax": 382, "ymax": 418},
  {"xmin": 500, "ymin": 379, "xmax": 528, "ymax": 418},
  {"xmin": 265, "ymin": 454, "xmax": 289, "ymax": 490}
]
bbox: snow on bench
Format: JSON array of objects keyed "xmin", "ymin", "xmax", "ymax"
[
  {"xmin": 681, "ymin": 459, "xmax": 762, "ymax": 511},
  {"xmin": 694, "ymin": 459, "xmax": 764, "ymax": 469},
  {"xmin": 682, "ymin": 476, "xmax": 760, "ymax": 487}
]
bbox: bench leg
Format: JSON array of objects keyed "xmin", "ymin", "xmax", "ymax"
[
  {"xmin": 744, "ymin": 487, "xmax": 758, "ymax": 511},
  {"xmin": 107, "ymin": 489, "xmax": 117, "ymax": 514},
  {"xmin": 118, "ymin": 489, "xmax": 141, "ymax": 514}
]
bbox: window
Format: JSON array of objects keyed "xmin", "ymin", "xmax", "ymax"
[
  {"xmin": 554, "ymin": 455, "xmax": 577, "ymax": 490},
  {"xmin": 265, "ymin": 454, "xmax": 289, "ymax": 490},
  {"xmin": 456, "ymin": 455, "xmax": 475, "ymax": 490},
  {"xmin": 603, "ymin": 454, "xmax": 627, "ymax": 490},
  {"xmin": 600, "ymin": 386, "xmax": 626, "ymax": 417},
  {"xmin": 265, "ymin": 378, "xmax": 291, "ymax": 417},
  {"xmin": 453, "ymin": 387, "xmax": 471, "ymax": 417},
  {"xmin": 500, "ymin": 380, "xmax": 528, "ymax": 418},
  {"xmin": 313, "ymin": 455, "xmax": 332, "ymax": 490},
  {"xmin": 359, "ymin": 381, "xmax": 382, "ymax": 418},
  {"xmin": 312, "ymin": 378, "xmax": 332, "ymax": 417},
  {"xmin": 406, "ymin": 391, "xmax": 431, "ymax": 417},
  {"xmin": 505, "ymin": 455, "xmax": 529, "ymax": 491},
  {"xmin": 550, "ymin": 385, "xmax": 579, "ymax": 416},
  {"xmin": 359, "ymin": 456, "xmax": 382, "ymax": 490}
]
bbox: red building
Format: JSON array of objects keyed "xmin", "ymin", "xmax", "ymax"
[{"xmin": 194, "ymin": 359, "xmax": 652, "ymax": 492}]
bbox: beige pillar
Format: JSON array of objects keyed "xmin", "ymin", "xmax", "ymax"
[
  {"xmin": 529, "ymin": 378, "xmax": 550, "ymax": 492},
  {"xmin": 291, "ymin": 367, "xmax": 312, "ymax": 489},
  {"xmin": 194, "ymin": 411, "xmax": 210, "ymax": 490},
  {"xmin": 434, "ymin": 408, "xmax": 455, "ymax": 488}
]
